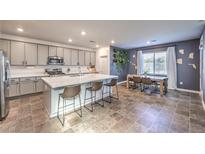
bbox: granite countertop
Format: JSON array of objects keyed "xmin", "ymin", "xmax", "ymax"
[{"xmin": 41, "ymin": 74, "xmax": 118, "ymax": 89}]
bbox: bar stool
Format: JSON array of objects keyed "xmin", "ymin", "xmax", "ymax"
[
  {"xmin": 102, "ymin": 78, "xmax": 119, "ymax": 103},
  {"xmin": 84, "ymin": 82, "xmax": 104, "ymax": 112},
  {"xmin": 57, "ymin": 85, "xmax": 82, "ymax": 126}
]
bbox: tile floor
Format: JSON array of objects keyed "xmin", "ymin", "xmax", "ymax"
[{"xmin": 1, "ymin": 84, "xmax": 205, "ymax": 133}]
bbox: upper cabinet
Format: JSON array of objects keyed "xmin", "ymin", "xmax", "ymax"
[
  {"xmin": 78, "ymin": 50, "xmax": 85, "ymax": 65},
  {"xmin": 38, "ymin": 44, "xmax": 48, "ymax": 65},
  {"xmin": 10, "ymin": 41, "xmax": 25, "ymax": 65},
  {"xmin": 25, "ymin": 43, "xmax": 37, "ymax": 65},
  {"xmin": 57, "ymin": 47, "xmax": 64, "ymax": 57},
  {"xmin": 71, "ymin": 50, "xmax": 79, "ymax": 65},
  {"xmin": 0, "ymin": 39, "xmax": 10, "ymax": 60},
  {"xmin": 85, "ymin": 51, "xmax": 91, "ymax": 65},
  {"xmin": 3, "ymin": 38, "xmax": 95, "ymax": 67},
  {"xmin": 91, "ymin": 52, "xmax": 96, "ymax": 65},
  {"xmin": 49, "ymin": 46, "xmax": 57, "ymax": 56},
  {"xmin": 64, "ymin": 48, "xmax": 72, "ymax": 65}
]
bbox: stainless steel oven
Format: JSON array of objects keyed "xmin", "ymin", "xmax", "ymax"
[{"xmin": 47, "ymin": 56, "xmax": 64, "ymax": 65}]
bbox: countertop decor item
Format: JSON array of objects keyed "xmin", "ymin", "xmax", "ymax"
[{"xmin": 113, "ymin": 48, "xmax": 128, "ymax": 73}]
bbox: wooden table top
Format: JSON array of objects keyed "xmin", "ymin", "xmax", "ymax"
[{"xmin": 127, "ymin": 74, "xmax": 168, "ymax": 81}]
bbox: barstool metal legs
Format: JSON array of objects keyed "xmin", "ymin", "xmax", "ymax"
[{"xmin": 84, "ymin": 89, "xmax": 94, "ymax": 112}]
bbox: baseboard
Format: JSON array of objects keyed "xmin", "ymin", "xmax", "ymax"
[
  {"xmin": 117, "ymin": 80, "xmax": 127, "ymax": 85},
  {"xmin": 176, "ymin": 88, "xmax": 200, "ymax": 94}
]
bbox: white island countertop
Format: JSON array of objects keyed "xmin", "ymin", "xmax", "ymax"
[{"xmin": 41, "ymin": 73, "xmax": 118, "ymax": 89}]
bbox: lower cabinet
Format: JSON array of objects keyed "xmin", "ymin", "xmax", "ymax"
[
  {"xmin": 9, "ymin": 77, "xmax": 45, "ymax": 97},
  {"xmin": 35, "ymin": 78, "xmax": 44, "ymax": 92},
  {"xmin": 20, "ymin": 78, "xmax": 36, "ymax": 95},
  {"xmin": 9, "ymin": 79, "xmax": 20, "ymax": 97}
]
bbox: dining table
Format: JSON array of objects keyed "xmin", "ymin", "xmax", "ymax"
[{"xmin": 126, "ymin": 74, "xmax": 168, "ymax": 96}]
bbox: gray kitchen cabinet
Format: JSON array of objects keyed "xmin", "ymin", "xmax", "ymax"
[
  {"xmin": 49, "ymin": 46, "xmax": 57, "ymax": 56},
  {"xmin": 10, "ymin": 41, "xmax": 25, "ymax": 65},
  {"xmin": 71, "ymin": 50, "xmax": 79, "ymax": 65},
  {"xmin": 64, "ymin": 48, "xmax": 72, "ymax": 65},
  {"xmin": 19, "ymin": 78, "xmax": 35, "ymax": 95},
  {"xmin": 57, "ymin": 47, "xmax": 64, "ymax": 57},
  {"xmin": 0, "ymin": 39, "xmax": 10, "ymax": 60},
  {"xmin": 35, "ymin": 78, "xmax": 44, "ymax": 92},
  {"xmin": 78, "ymin": 50, "xmax": 85, "ymax": 65},
  {"xmin": 38, "ymin": 44, "xmax": 48, "ymax": 65},
  {"xmin": 9, "ymin": 79, "xmax": 20, "ymax": 97},
  {"xmin": 25, "ymin": 43, "xmax": 37, "ymax": 65},
  {"xmin": 85, "ymin": 51, "xmax": 91, "ymax": 65},
  {"xmin": 91, "ymin": 52, "xmax": 96, "ymax": 65}
]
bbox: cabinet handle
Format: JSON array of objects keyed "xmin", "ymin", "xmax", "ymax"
[{"xmin": 22, "ymin": 61, "xmax": 24, "ymax": 65}]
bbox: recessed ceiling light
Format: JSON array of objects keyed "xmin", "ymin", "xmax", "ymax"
[
  {"xmin": 17, "ymin": 28, "xmax": 23, "ymax": 32},
  {"xmin": 96, "ymin": 44, "xmax": 99, "ymax": 48},
  {"xmin": 81, "ymin": 31, "xmax": 86, "ymax": 36},
  {"xmin": 111, "ymin": 40, "xmax": 115, "ymax": 44},
  {"xmin": 146, "ymin": 41, "xmax": 150, "ymax": 44},
  {"xmin": 68, "ymin": 38, "xmax": 72, "ymax": 42}
]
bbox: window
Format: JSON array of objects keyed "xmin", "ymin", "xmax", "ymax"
[{"xmin": 143, "ymin": 51, "xmax": 167, "ymax": 75}]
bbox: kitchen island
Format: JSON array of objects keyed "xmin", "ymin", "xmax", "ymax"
[{"xmin": 41, "ymin": 73, "xmax": 118, "ymax": 117}]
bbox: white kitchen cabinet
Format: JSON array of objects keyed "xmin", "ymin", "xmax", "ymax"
[
  {"xmin": 0, "ymin": 39, "xmax": 10, "ymax": 59},
  {"xmin": 57, "ymin": 47, "xmax": 64, "ymax": 57},
  {"xmin": 49, "ymin": 46, "xmax": 57, "ymax": 56},
  {"xmin": 78, "ymin": 50, "xmax": 85, "ymax": 65},
  {"xmin": 35, "ymin": 78, "xmax": 44, "ymax": 92},
  {"xmin": 10, "ymin": 41, "xmax": 25, "ymax": 65},
  {"xmin": 71, "ymin": 50, "xmax": 79, "ymax": 65},
  {"xmin": 91, "ymin": 52, "xmax": 96, "ymax": 65},
  {"xmin": 64, "ymin": 48, "xmax": 72, "ymax": 65},
  {"xmin": 9, "ymin": 79, "xmax": 20, "ymax": 97},
  {"xmin": 25, "ymin": 43, "xmax": 37, "ymax": 65},
  {"xmin": 85, "ymin": 51, "xmax": 91, "ymax": 65},
  {"xmin": 38, "ymin": 44, "xmax": 48, "ymax": 65},
  {"xmin": 20, "ymin": 78, "xmax": 35, "ymax": 95}
]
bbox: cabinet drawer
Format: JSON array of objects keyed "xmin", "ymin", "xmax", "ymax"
[
  {"xmin": 20, "ymin": 77, "xmax": 35, "ymax": 82},
  {"xmin": 10, "ymin": 78, "xmax": 19, "ymax": 84}
]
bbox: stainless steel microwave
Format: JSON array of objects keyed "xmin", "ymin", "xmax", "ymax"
[{"xmin": 47, "ymin": 56, "xmax": 64, "ymax": 65}]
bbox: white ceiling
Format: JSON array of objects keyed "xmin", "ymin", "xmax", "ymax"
[{"xmin": 0, "ymin": 20, "xmax": 204, "ymax": 49}]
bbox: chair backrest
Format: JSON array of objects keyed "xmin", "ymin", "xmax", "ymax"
[
  {"xmin": 110, "ymin": 79, "xmax": 118, "ymax": 86},
  {"xmin": 141, "ymin": 77, "xmax": 153, "ymax": 85},
  {"xmin": 62, "ymin": 85, "xmax": 81, "ymax": 98},
  {"xmin": 91, "ymin": 82, "xmax": 103, "ymax": 91},
  {"xmin": 133, "ymin": 76, "xmax": 141, "ymax": 83}
]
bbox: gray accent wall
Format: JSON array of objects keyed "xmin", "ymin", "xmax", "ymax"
[
  {"xmin": 202, "ymin": 27, "xmax": 205, "ymax": 102},
  {"xmin": 128, "ymin": 39, "xmax": 200, "ymax": 91},
  {"xmin": 110, "ymin": 46, "xmax": 128, "ymax": 82}
]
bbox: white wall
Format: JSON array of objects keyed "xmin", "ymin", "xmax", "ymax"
[{"xmin": 96, "ymin": 47, "xmax": 110, "ymax": 74}]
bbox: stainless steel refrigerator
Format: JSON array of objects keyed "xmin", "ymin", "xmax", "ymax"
[{"xmin": 0, "ymin": 50, "xmax": 10, "ymax": 120}]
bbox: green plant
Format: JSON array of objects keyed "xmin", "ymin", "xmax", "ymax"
[{"xmin": 113, "ymin": 48, "xmax": 129, "ymax": 73}]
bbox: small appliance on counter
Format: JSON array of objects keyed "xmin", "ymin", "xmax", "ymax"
[
  {"xmin": 45, "ymin": 68, "xmax": 65, "ymax": 76},
  {"xmin": 47, "ymin": 56, "xmax": 64, "ymax": 65},
  {"xmin": 0, "ymin": 50, "xmax": 10, "ymax": 120}
]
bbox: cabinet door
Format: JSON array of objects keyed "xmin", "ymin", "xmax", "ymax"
[
  {"xmin": 38, "ymin": 44, "xmax": 48, "ymax": 65},
  {"xmin": 35, "ymin": 79, "xmax": 44, "ymax": 92},
  {"xmin": 91, "ymin": 52, "xmax": 96, "ymax": 65},
  {"xmin": 85, "ymin": 52, "xmax": 91, "ymax": 65},
  {"xmin": 10, "ymin": 41, "xmax": 25, "ymax": 65},
  {"xmin": 25, "ymin": 43, "xmax": 37, "ymax": 65},
  {"xmin": 57, "ymin": 47, "xmax": 64, "ymax": 57},
  {"xmin": 71, "ymin": 50, "xmax": 79, "ymax": 65},
  {"xmin": 78, "ymin": 50, "xmax": 85, "ymax": 65},
  {"xmin": 0, "ymin": 39, "xmax": 10, "ymax": 60},
  {"xmin": 9, "ymin": 83, "xmax": 20, "ymax": 97},
  {"xmin": 64, "ymin": 48, "xmax": 72, "ymax": 65},
  {"xmin": 20, "ymin": 79, "xmax": 35, "ymax": 95},
  {"xmin": 49, "ymin": 46, "xmax": 57, "ymax": 56}
]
